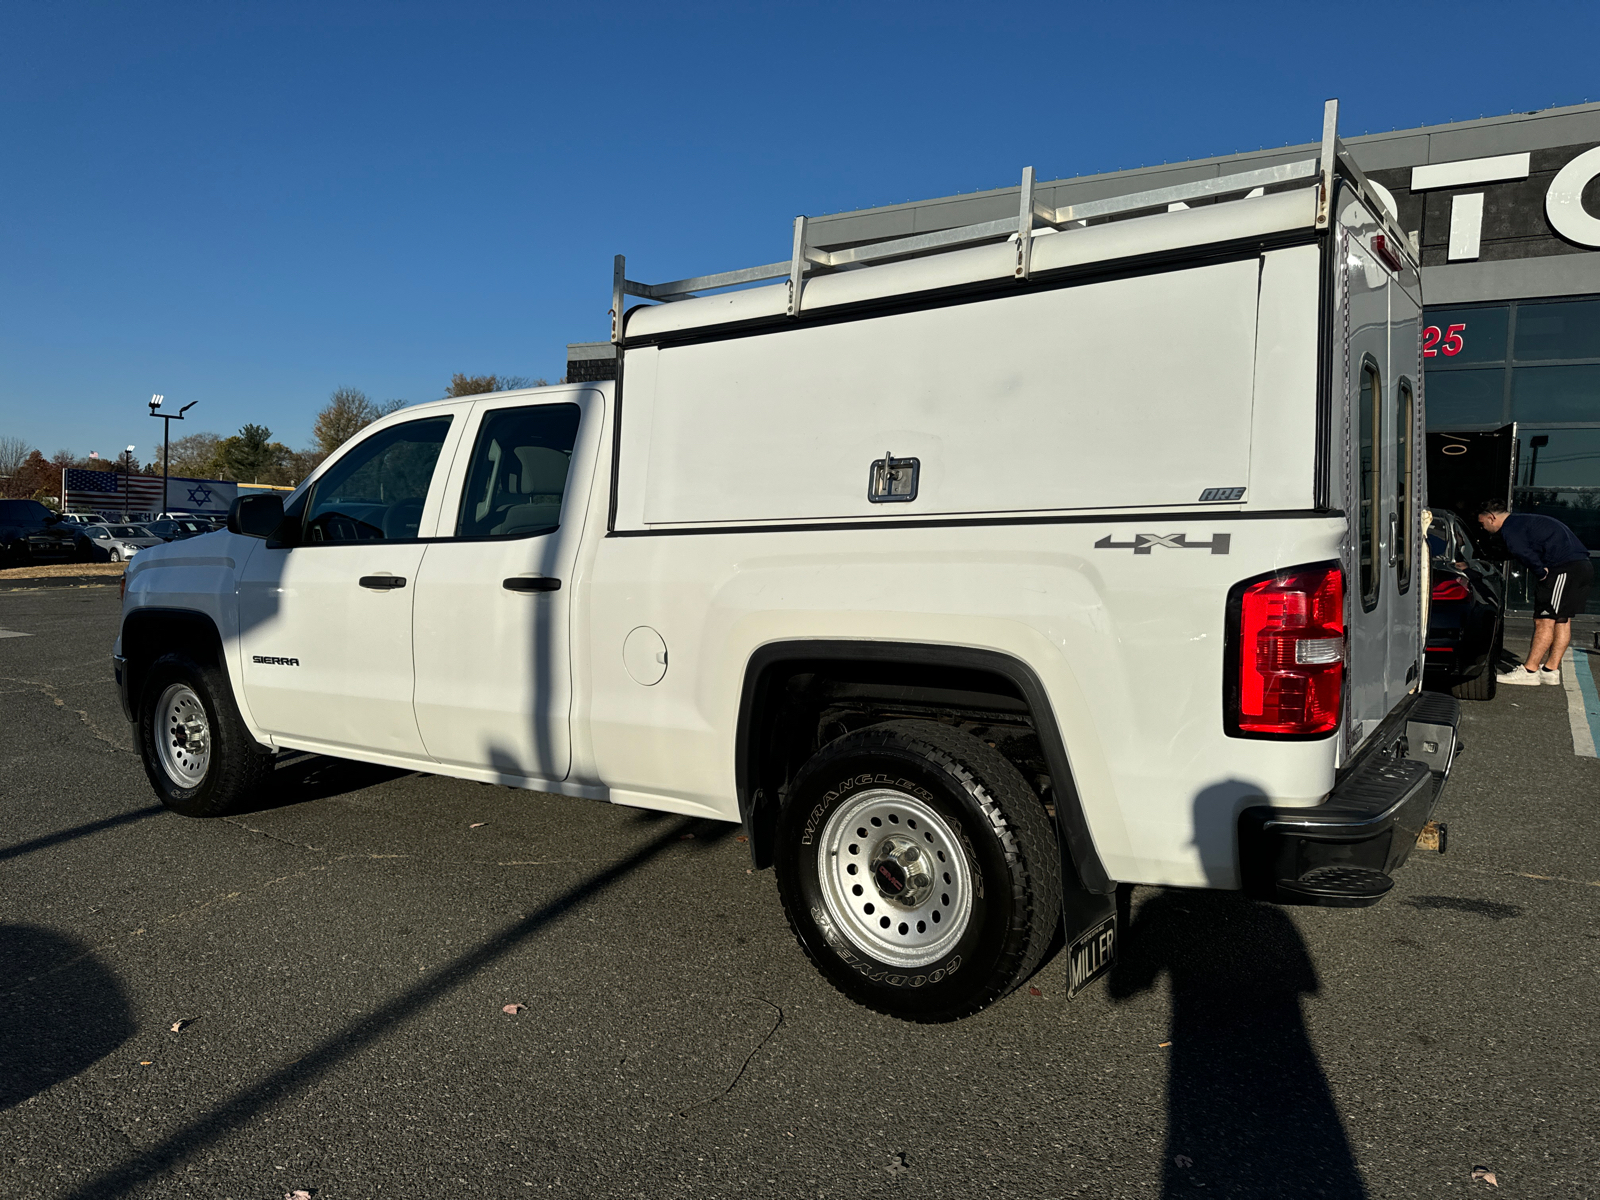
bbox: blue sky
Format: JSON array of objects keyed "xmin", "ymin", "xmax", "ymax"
[{"xmin": 3, "ymin": 0, "xmax": 1598, "ymax": 459}]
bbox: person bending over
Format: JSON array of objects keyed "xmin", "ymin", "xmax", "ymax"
[{"xmin": 1476, "ymin": 500, "xmax": 1593, "ymax": 686}]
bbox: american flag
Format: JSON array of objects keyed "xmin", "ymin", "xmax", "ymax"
[{"xmin": 63, "ymin": 467, "xmax": 167, "ymax": 514}]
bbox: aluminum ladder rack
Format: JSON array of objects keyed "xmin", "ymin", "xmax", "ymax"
[{"xmin": 610, "ymin": 98, "xmax": 1415, "ymax": 343}]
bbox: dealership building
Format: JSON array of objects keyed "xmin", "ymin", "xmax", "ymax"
[{"xmin": 570, "ymin": 101, "xmax": 1600, "ymax": 610}]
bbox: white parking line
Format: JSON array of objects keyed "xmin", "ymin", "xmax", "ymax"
[
  {"xmin": 0, "ymin": 628, "xmax": 32, "ymax": 639},
  {"xmin": 1562, "ymin": 648, "xmax": 1598, "ymax": 758}
]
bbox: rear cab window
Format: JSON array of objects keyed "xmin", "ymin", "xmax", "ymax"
[{"xmin": 454, "ymin": 404, "xmax": 581, "ymax": 539}]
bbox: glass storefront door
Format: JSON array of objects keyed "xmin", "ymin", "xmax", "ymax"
[{"xmin": 1424, "ymin": 296, "xmax": 1600, "ymax": 614}]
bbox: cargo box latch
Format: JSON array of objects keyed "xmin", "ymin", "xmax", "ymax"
[{"xmin": 868, "ymin": 452, "xmax": 919, "ymax": 503}]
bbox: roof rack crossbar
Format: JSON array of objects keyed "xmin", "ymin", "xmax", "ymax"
[
  {"xmin": 1042, "ymin": 158, "xmax": 1318, "ymax": 225},
  {"xmin": 611, "ymin": 98, "xmax": 1414, "ymax": 344}
]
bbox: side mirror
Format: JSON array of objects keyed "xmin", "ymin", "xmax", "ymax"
[{"xmin": 228, "ymin": 493, "xmax": 284, "ymax": 539}]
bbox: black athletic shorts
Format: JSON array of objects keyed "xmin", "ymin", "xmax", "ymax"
[{"xmin": 1533, "ymin": 558, "xmax": 1594, "ymax": 622}]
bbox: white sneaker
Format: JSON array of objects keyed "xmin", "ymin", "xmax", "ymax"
[
  {"xmin": 1497, "ymin": 667, "xmax": 1543, "ymax": 686},
  {"xmin": 1539, "ymin": 667, "xmax": 1562, "ymax": 685}
]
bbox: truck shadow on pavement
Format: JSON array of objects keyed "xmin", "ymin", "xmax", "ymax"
[
  {"xmin": 1109, "ymin": 889, "xmax": 1367, "ymax": 1200},
  {"xmin": 228, "ymin": 752, "xmax": 415, "ymax": 815},
  {"xmin": 61, "ymin": 815, "xmax": 733, "ymax": 1200},
  {"xmin": 0, "ymin": 925, "xmax": 134, "ymax": 1111}
]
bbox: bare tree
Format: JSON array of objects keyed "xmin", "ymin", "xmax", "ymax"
[{"xmin": 0, "ymin": 435, "xmax": 31, "ymax": 484}]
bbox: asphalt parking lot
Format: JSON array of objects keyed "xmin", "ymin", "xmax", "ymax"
[{"xmin": 2, "ymin": 583, "xmax": 1597, "ymax": 1200}]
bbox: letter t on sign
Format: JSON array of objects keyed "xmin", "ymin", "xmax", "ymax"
[{"xmin": 1448, "ymin": 194, "xmax": 1485, "ymax": 261}]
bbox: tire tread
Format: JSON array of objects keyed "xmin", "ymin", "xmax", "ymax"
[{"xmin": 777, "ymin": 719, "xmax": 1063, "ymax": 1021}]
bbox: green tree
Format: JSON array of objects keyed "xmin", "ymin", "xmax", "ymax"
[
  {"xmin": 153, "ymin": 431, "xmax": 227, "ymax": 479},
  {"xmin": 217, "ymin": 424, "xmax": 297, "ymax": 484}
]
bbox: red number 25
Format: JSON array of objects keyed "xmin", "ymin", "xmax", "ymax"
[{"xmin": 1422, "ymin": 323, "xmax": 1466, "ymax": 357}]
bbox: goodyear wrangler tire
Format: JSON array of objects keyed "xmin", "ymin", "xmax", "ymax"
[
  {"xmin": 136, "ymin": 652, "xmax": 275, "ymax": 818},
  {"xmin": 774, "ymin": 720, "xmax": 1062, "ymax": 1022}
]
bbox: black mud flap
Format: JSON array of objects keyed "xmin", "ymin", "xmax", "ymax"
[{"xmin": 1061, "ymin": 877, "xmax": 1116, "ymax": 999}]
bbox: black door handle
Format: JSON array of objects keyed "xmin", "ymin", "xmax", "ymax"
[
  {"xmin": 503, "ymin": 576, "xmax": 561, "ymax": 592},
  {"xmin": 359, "ymin": 575, "xmax": 407, "ymax": 590}
]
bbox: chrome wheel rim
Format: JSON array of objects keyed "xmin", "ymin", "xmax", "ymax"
[
  {"xmin": 817, "ymin": 788, "xmax": 974, "ymax": 968},
  {"xmin": 155, "ymin": 683, "xmax": 210, "ymax": 788}
]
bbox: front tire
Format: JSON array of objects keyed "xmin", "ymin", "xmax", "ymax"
[
  {"xmin": 136, "ymin": 652, "xmax": 275, "ymax": 817},
  {"xmin": 774, "ymin": 720, "xmax": 1062, "ymax": 1022}
]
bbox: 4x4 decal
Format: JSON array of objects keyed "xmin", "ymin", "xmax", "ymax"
[{"xmin": 1094, "ymin": 533, "xmax": 1231, "ymax": 555}]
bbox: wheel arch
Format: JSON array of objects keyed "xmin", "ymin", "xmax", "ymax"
[
  {"xmin": 121, "ymin": 607, "xmax": 227, "ymax": 718},
  {"xmin": 734, "ymin": 639, "xmax": 1111, "ymax": 894}
]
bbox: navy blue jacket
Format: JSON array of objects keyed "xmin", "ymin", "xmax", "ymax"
[{"xmin": 1500, "ymin": 513, "xmax": 1590, "ymax": 574}]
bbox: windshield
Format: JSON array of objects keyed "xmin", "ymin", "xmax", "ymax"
[{"xmin": 108, "ymin": 525, "xmax": 150, "ymax": 538}]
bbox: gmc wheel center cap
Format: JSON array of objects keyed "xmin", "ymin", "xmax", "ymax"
[{"xmin": 869, "ymin": 836, "xmax": 934, "ymax": 907}]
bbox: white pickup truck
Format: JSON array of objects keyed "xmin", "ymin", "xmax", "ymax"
[{"xmin": 116, "ymin": 101, "xmax": 1460, "ymax": 1021}]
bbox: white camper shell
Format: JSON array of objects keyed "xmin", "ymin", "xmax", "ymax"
[{"xmin": 116, "ymin": 100, "xmax": 1460, "ymax": 1021}]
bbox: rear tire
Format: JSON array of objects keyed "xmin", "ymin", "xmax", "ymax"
[
  {"xmin": 136, "ymin": 652, "xmax": 275, "ymax": 817},
  {"xmin": 1452, "ymin": 626, "xmax": 1503, "ymax": 701},
  {"xmin": 774, "ymin": 720, "xmax": 1062, "ymax": 1022}
]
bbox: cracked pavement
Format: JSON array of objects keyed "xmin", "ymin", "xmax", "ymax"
[{"xmin": 1, "ymin": 586, "xmax": 1597, "ymax": 1199}]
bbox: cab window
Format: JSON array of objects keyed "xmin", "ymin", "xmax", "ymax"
[
  {"xmin": 303, "ymin": 417, "xmax": 452, "ymax": 542},
  {"xmin": 454, "ymin": 404, "xmax": 581, "ymax": 539}
]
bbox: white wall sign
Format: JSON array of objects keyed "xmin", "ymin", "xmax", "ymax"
[
  {"xmin": 1402, "ymin": 145, "xmax": 1600, "ymax": 259},
  {"xmin": 1545, "ymin": 145, "xmax": 1600, "ymax": 249}
]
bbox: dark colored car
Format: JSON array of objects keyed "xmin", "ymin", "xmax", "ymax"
[
  {"xmin": 0, "ymin": 499, "xmax": 89, "ymax": 566},
  {"xmin": 1424, "ymin": 508, "xmax": 1504, "ymax": 700},
  {"xmin": 145, "ymin": 518, "xmax": 215, "ymax": 542}
]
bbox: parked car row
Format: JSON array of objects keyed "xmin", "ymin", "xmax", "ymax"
[{"xmin": 0, "ymin": 501, "xmax": 224, "ymax": 567}]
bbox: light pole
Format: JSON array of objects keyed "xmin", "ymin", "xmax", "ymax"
[
  {"xmin": 148, "ymin": 395, "xmax": 197, "ymax": 516},
  {"xmin": 123, "ymin": 446, "xmax": 136, "ymax": 515}
]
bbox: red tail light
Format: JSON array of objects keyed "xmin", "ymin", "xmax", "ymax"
[
  {"xmin": 1431, "ymin": 578, "xmax": 1469, "ymax": 602},
  {"xmin": 1229, "ymin": 563, "xmax": 1344, "ymax": 737}
]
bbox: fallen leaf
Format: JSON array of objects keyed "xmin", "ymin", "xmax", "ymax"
[
  {"xmin": 1028, "ymin": 986, "xmax": 1043, "ymax": 997},
  {"xmin": 502, "ymin": 1003, "xmax": 526, "ymax": 1015},
  {"xmin": 734, "ymin": 835, "xmax": 748, "ymax": 843},
  {"xmin": 1471, "ymin": 1166, "xmax": 1498, "ymax": 1186},
  {"xmin": 678, "ymin": 833, "xmax": 696, "ymax": 840},
  {"xmin": 745, "ymin": 868, "xmax": 754, "ymax": 874},
  {"xmin": 1158, "ymin": 1041, "xmax": 1173, "ymax": 1048},
  {"xmin": 1174, "ymin": 1155, "xmax": 1193, "ymax": 1169},
  {"xmin": 286, "ymin": 1191, "xmax": 314, "ymax": 1200},
  {"xmin": 469, "ymin": 822, "xmax": 486, "ymax": 829},
  {"xmin": 138, "ymin": 1060, "xmax": 153, "ymax": 1066}
]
